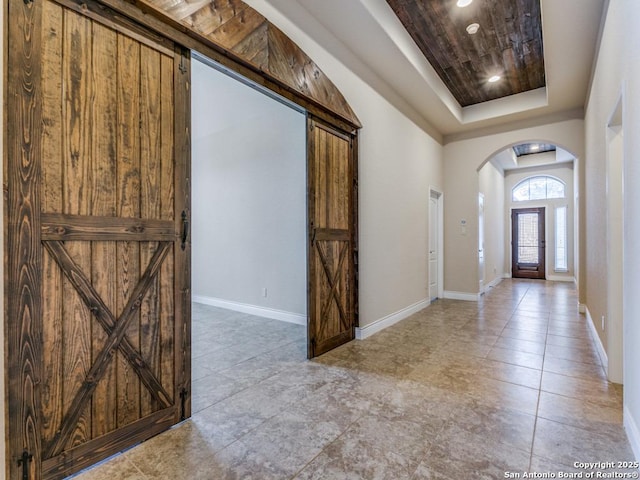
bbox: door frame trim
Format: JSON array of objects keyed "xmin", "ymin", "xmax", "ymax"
[
  {"xmin": 511, "ymin": 207, "xmax": 546, "ymax": 279},
  {"xmin": 429, "ymin": 187, "xmax": 444, "ymax": 301}
]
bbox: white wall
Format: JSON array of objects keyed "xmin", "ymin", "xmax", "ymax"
[
  {"xmin": 478, "ymin": 161, "xmax": 506, "ymax": 288},
  {"xmin": 585, "ymin": 0, "xmax": 640, "ymax": 460},
  {"xmin": 478, "ymin": 162, "xmax": 506, "ymax": 288},
  {"xmin": 443, "ymin": 119, "xmax": 584, "ymax": 296},
  {"xmin": 191, "ymin": 59, "xmax": 307, "ymax": 318},
  {"xmin": 242, "ymin": 1, "xmax": 444, "ymax": 329},
  {"xmin": 504, "ymin": 164, "xmax": 575, "ymax": 281}
]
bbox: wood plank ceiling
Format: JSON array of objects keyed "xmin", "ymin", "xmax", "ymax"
[
  {"xmin": 144, "ymin": 0, "xmax": 360, "ymax": 127},
  {"xmin": 386, "ymin": 0, "xmax": 545, "ymax": 107},
  {"xmin": 513, "ymin": 143, "xmax": 556, "ymax": 156}
]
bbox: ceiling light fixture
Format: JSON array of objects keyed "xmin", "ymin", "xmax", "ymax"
[
  {"xmin": 466, "ymin": 23, "xmax": 480, "ymax": 34},
  {"xmin": 456, "ymin": 0, "xmax": 473, "ymax": 7},
  {"xmin": 488, "ymin": 75, "xmax": 501, "ymax": 83}
]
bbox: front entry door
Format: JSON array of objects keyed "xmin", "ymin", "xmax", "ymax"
[
  {"xmin": 511, "ymin": 208, "xmax": 546, "ymax": 279},
  {"xmin": 6, "ymin": 0, "xmax": 191, "ymax": 478},
  {"xmin": 307, "ymin": 118, "xmax": 357, "ymax": 358}
]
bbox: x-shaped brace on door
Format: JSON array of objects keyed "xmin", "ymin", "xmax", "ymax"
[
  {"xmin": 42, "ymin": 240, "xmax": 173, "ymax": 458},
  {"xmin": 315, "ymin": 240, "xmax": 349, "ymax": 337}
]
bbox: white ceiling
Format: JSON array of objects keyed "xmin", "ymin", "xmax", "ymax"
[
  {"xmin": 245, "ymin": 0, "xmax": 605, "ymax": 143},
  {"xmin": 491, "ymin": 147, "xmax": 575, "ymax": 173}
]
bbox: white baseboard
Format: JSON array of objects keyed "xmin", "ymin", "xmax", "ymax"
[
  {"xmin": 444, "ymin": 290, "xmax": 479, "ymax": 301},
  {"xmin": 624, "ymin": 406, "xmax": 640, "ymax": 463},
  {"xmin": 585, "ymin": 306, "xmax": 608, "ymax": 370},
  {"xmin": 484, "ymin": 276, "xmax": 503, "ymax": 292},
  {"xmin": 355, "ymin": 298, "xmax": 429, "ymax": 340},
  {"xmin": 192, "ymin": 295, "xmax": 307, "ymax": 326},
  {"xmin": 546, "ymin": 274, "xmax": 576, "ymax": 282},
  {"xmin": 503, "ymin": 273, "xmax": 512, "ymax": 279}
]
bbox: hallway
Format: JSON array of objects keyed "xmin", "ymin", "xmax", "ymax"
[{"xmin": 74, "ymin": 280, "xmax": 634, "ymax": 479}]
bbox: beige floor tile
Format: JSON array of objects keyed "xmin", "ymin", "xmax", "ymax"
[
  {"xmin": 544, "ymin": 342, "xmax": 602, "ymax": 365},
  {"xmin": 413, "ymin": 423, "xmax": 530, "ymax": 480},
  {"xmin": 542, "ymin": 355, "xmax": 607, "ymax": 381},
  {"xmin": 537, "ymin": 391, "xmax": 624, "ymax": 438},
  {"xmin": 501, "ymin": 327, "xmax": 547, "ymax": 344},
  {"xmin": 466, "ymin": 376, "xmax": 540, "ymax": 415},
  {"xmin": 71, "ymin": 281, "xmax": 634, "ymax": 480},
  {"xmin": 476, "ymin": 358, "xmax": 542, "ymax": 389},
  {"xmin": 505, "ymin": 319, "xmax": 549, "ymax": 334},
  {"xmin": 445, "ymin": 400, "xmax": 536, "ymax": 453},
  {"xmin": 532, "ymin": 418, "xmax": 635, "ymax": 467},
  {"xmin": 487, "ymin": 346, "xmax": 544, "ymax": 370},
  {"xmin": 295, "ymin": 436, "xmax": 416, "ymax": 480},
  {"xmin": 541, "ymin": 371, "xmax": 622, "ymax": 408},
  {"xmin": 493, "ymin": 335, "xmax": 547, "ymax": 355}
]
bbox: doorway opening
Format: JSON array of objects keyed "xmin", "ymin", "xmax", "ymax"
[
  {"xmin": 511, "ymin": 207, "xmax": 546, "ymax": 279},
  {"xmin": 190, "ymin": 54, "xmax": 308, "ymax": 414}
]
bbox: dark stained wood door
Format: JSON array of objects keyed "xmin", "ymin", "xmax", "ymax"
[
  {"xmin": 6, "ymin": 0, "xmax": 191, "ymax": 478},
  {"xmin": 307, "ymin": 118, "xmax": 358, "ymax": 358},
  {"xmin": 512, "ymin": 208, "xmax": 546, "ymax": 279}
]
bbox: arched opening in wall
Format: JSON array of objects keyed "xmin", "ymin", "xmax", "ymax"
[{"xmin": 477, "ymin": 141, "xmax": 579, "ymax": 293}]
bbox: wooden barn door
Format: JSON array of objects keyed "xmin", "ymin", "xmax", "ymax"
[
  {"xmin": 5, "ymin": 0, "xmax": 191, "ymax": 478},
  {"xmin": 307, "ymin": 118, "xmax": 358, "ymax": 358}
]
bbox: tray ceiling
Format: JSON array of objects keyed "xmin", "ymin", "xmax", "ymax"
[
  {"xmin": 386, "ymin": 0, "xmax": 545, "ymax": 107},
  {"xmin": 245, "ymin": 0, "xmax": 604, "ymax": 138}
]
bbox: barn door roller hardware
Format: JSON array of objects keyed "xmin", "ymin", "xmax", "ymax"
[{"xmin": 179, "ymin": 51, "xmax": 188, "ymax": 74}]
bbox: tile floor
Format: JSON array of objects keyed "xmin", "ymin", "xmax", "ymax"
[{"xmin": 74, "ymin": 279, "xmax": 636, "ymax": 479}]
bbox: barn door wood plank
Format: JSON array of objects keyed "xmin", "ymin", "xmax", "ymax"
[
  {"xmin": 173, "ymin": 46, "xmax": 192, "ymax": 421},
  {"xmin": 41, "ymin": 214, "xmax": 177, "ymax": 241},
  {"xmin": 7, "ymin": 0, "xmax": 45, "ymax": 477},
  {"xmin": 61, "ymin": 5, "xmax": 95, "ymax": 451},
  {"xmin": 40, "ymin": 0, "xmax": 66, "ymax": 452},
  {"xmin": 89, "ymin": 18, "xmax": 120, "ymax": 440},
  {"xmin": 140, "ymin": 43, "xmax": 163, "ymax": 416},
  {"xmin": 116, "ymin": 31, "xmax": 143, "ymax": 427},
  {"xmin": 159, "ymin": 52, "xmax": 177, "ymax": 403}
]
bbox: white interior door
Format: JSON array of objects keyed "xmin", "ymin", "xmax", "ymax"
[{"xmin": 429, "ymin": 193, "xmax": 439, "ymax": 301}]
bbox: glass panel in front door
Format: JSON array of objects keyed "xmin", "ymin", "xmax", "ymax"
[{"xmin": 518, "ymin": 213, "xmax": 539, "ymax": 263}]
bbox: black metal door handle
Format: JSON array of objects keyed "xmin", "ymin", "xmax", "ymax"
[{"xmin": 181, "ymin": 211, "xmax": 189, "ymax": 250}]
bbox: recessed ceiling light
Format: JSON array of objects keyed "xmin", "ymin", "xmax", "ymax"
[
  {"xmin": 466, "ymin": 23, "xmax": 480, "ymax": 34},
  {"xmin": 457, "ymin": 0, "xmax": 473, "ymax": 7},
  {"xmin": 488, "ymin": 75, "xmax": 501, "ymax": 83}
]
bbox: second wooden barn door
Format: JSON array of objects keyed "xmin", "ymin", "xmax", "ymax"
[
  {"xmin": 307, "ymin": 118, "xmax": 358, "ymax": 358},
  {"xmin": 6, "ymin": 0, "xmax": 191, "ymax": 478}
]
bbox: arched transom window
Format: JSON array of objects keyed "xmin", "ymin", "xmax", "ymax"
[{"xmin": 512, "ymin": 176, "xmax": 565, "ymax": 202}]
